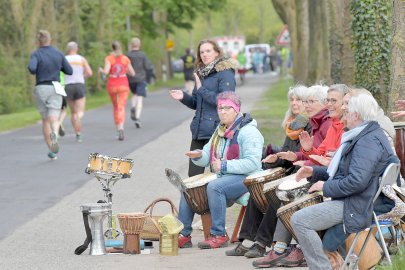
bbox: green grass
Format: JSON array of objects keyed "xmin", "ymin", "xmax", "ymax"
[
  {"xmin": 252, "ymin": 78, "xmax": 293, "ymax": 146},
  {"xmin": 0, "ymin": 74, "xmax": 184, "ymax": 132},
  {"xmin": 376, "ymin": 248, "xmax": 405, "ymax": 269}
]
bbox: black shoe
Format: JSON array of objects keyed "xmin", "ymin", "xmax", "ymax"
[
  {"xmin": 135, "ymin": 119, "xmax": 142, "ymax": 128},
  {"xmin": 244, "ymin": 243, "xmax": 266, "ymax": 258},
  {"xmin": 58, "ymin": 125, "xmax": 65, "ymax": 137},
  {"xmin": 225, "ymin": 242, "xmax": 249, "ymax": 256},
  {"xmin": 130, "ymin": 107, "xmax": 136, "ymax": 121},
  {"xmin": 118, "ymin": 129, "xmax": 124, "ymax": 141}
]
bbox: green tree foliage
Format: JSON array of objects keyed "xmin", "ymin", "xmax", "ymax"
[{"xmin": 351, "ymin": 0, "xmax": 391, "ymax": 108}]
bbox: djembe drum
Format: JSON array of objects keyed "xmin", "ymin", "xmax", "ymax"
[
  {"xmin": 117, "ymin": 212, "xmax": 148, "ymax": 254},
  {"xmin": 243, "ymin": 168, "xmax": 285, "ymax": 213},
  {"xmin": 80, "ymin": 203, "xmax": 111, "ymax": 255},
  {"xmin": 276, "ymin": 193, "xmax": 324, "ymax": 241},
  {"xmin": 182, "ymin": 172, "xmax": 217, "ymax": 239},
  {"xmin": 393, "ymin": 122, "xmax": 405, "ymax": 177},
  {"xmin": 263, "ymin": 177, "xmax": 288, "ymax": 207},
  {"xmin": 275, "ymin": 173, "xmax": 311, "ymax": 203}
]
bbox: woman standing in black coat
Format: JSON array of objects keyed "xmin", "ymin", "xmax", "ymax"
[{"xmin": 170, "ymin": 39, "xmax": 238, "ymax": 177}]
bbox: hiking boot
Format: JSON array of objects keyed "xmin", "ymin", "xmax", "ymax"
[
  {"xmin": 278, "ymin": 247, "xmax": 306, "ymax": 267},
  {"xmin": 58, "ymin": 125, "xmax": 65, "ymax": 137},
  {"xmin": 49, "ymin": 132, "xmax": 59, "ymax": 153},
  {"xmin": 225, "ymin": 242, "xmax": 249, "ymax": 256},
  {"xmin": 118, "ymin": 129, "xmax": 124, "ymax": 141},
  {"xmin": 48, "ymin": 152, "xmax": 58, "ymax": 160},
  {"xmin": 76, "ymin": 134, "xmax": 82, "ymax": 143},
  {"xmin": 135, "ymin": 119, "xmax": 142, "ymax": 128},
  {"xmin": 198, "ymin": 234, "xmax": 229, "ymax": 249},
  {"xmin": 178, "ymin": 234, "xmax": 192, "ymax": 248},
  {"xmin": 252, "ymin": 249, "xmax": 288, "ymax": 268},
  {"xmin": 245, "ymin": 243, "xmax": 266, "ymax": 258}
]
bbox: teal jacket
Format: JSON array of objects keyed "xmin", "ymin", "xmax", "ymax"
[{"xmin": 193, "ymin": 116, "xmax": 264, "ymax": 176}]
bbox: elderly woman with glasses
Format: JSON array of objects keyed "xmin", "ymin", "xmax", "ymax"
[{"xmin": 177, "ymin": 91, "xmax": 264, "ymax": 250}]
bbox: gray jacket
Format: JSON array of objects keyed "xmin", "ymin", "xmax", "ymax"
[{"xmin": 127, "ymin": 50, "xmax": 152, "ymax": 83}]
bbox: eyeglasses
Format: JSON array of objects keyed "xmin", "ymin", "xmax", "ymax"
[
  {"xmin": 217, "ymin": 106, "xmax": 233, "ymax": 112},
  {"xmin": 302, "ymin": 99, "xmax": 319, "ymax": 106},
  {"xmin": 326, "ymin": 98, "xmax": 338, "ymax": 105}
]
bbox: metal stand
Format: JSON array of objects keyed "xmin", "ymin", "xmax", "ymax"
[{"xmin": 95, "ymin": 174, "xmax": 122, "ymax": 239}]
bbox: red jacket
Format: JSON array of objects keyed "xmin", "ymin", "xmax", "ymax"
[
  {"xmin": 301, "ymin": 117, "xmax": 344, "ymax": 165},
  {"xmin": 296, "ymin": 108, "xmax": 332, "ymax": 161}
]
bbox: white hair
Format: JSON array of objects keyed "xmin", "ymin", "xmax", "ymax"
[
  {"xmin": 66, "ymin": 41, "xmax": 78, "ymax": 52},
  {"xmin": 347, "ymin": 93, "xmax": 378, "ymax": 121},
  {"xmin": 282, "ymin": 85, "xmax": 308, "ymax": 128},
  {"xmin": 304, "ymin": 84, "xmax": 328, "ymax": 104},
  {"xmin": 328, "ymin": 84, "xmax": 350, "ymax": 96}
]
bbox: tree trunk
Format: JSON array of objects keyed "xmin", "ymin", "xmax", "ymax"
[{"xmin": 388, "ymin": 0, "xmax": 405, "ymax": 117}]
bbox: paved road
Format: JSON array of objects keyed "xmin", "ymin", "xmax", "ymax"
[{"xmin": 0, "ymin": 74, "xmax": 307, "ymax": 270}]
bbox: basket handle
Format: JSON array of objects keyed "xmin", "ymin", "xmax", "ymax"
[{"xmin": 143, "ymin": 197, "xmax": 179, "ymax": 216}]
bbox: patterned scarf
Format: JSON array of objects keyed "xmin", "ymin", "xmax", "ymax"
[
  {"xmin": 285, "ymin": 114, "xmax": 309, "ymax": 140},
  {"xmin": 209, "ymin": 114, "xmax": 250, "ymax": 163},
  {"xmin": 197, "ymin": 57, "xmax": 223, "ymax": 78}
]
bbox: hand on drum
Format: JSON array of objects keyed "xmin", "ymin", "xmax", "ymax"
[
  {"xmin": 296, "ymin": 166, "xmax": 313, "ymax": 181},
  {"xmin": 276, "ymin": 151, "xmax": 297, "ymax": 161},
  {"xmin": 169, "ymin": 90, "xmax": 184, "ymax": 100},
  {"xmin": 185, "ymin": 149, "xmax": 203, "ymax": 159},
  {"xmin": 211, "ymin": 157, "xmax": 221, "ymax": 173},
  {"xmin": 262, "ymin": 154, "xmax": 278, "ymax": 163},
  {"xmin": 193, "ymin": 73, "xmax": 202, "ymax": 90},
  {"xmin": 308, "ymin": 181, "xmax": 324, "ymax": 193},
  {"xmin": 299, "ymin": 131, "xmax": 314, "ymax": 152},
  {"xmin": 309, "ymin": 154, "xmax": 331, "ymax": 166}
]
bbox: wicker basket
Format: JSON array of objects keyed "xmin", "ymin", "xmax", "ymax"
[{"xmin": 140, "ymin": 198, "xmax": 179, "ymax": 241}]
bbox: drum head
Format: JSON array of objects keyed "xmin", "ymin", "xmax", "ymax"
[
  {"xmin": 246, "ymin": 167, "xmax": 284, "ymax": 180},
  {"xmin": 183, "ymin": 172, "xmax": 217, "ymax": 188},
  {"xmin": 393, "ymin": 121, "xmax": 405, "ymax": 128},
  {"xmin": 277, "ymin": 174, "xmax": 309, "ymax": 191},
  {"xmin": 263, "ymin": 178, "xmax": 284, "ymax": 192}
]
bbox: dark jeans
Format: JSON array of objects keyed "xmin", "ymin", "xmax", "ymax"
[
  {"xmin": 188, "ymin": 139, "xmax": 209, "ymax": 177},
  {"xmin": 238, "ymin": 196, "xmax": 280, "ymax": 247}
]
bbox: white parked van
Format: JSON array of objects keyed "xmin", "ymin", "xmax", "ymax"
[{"xmin": 244, "ymin": 44, "xmax": 270, "ymax": 70}]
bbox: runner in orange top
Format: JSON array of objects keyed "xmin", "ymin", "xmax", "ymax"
[{"xmin": 99, "ymin": 41, "xmax": 135, "ymax": 141}]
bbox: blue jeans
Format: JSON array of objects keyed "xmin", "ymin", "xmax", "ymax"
[{"xmin": 178, "ymin": 174, "xmax": 248, "ymax": 236}]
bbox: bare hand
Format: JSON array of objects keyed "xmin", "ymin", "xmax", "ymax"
[
  {"xmin": 194, "ymin": 73, "xmax": 202, "ymax": 90},
  {"xmin": 170, "ymin": 90, "xmax": 184, "ymax": 100},
  {"xmin": 293, "ymin": 160, "xmax": 305, "ymax": 167},
  {"xmin": 308, "ymin": 181, "xmax": 324, "ymax": 193},
  {"xmin": 296, "ymin": 166, "xmax": 313, "ymax": 181},
  {"xmin": 276, "ymin": 151, "xmax": 297, "ymax": 162},
  {"xmin": 309, "ymin": 154, "xmax": 331, "ymax": 166},
  {"xmin": 391, "ymin": 111, "xmax": 405, "ymax": 118},
  {"xmin": 185, "ymin": 149, "xmax": 202, "ymax": 159},
  {"xmin": 299, "ymin": 131, "xmax": 314, "ymax": 152},
  {"xmin": 211, "ymin": 157, "xmax": 221, "ymax": 173},
  {"xmin": 395, "ymin": 100, "xmax": 405, "ymax": 110},
  {"xmin": 262, "ymin": 154, "xmax": 278, "ymax": 163}
]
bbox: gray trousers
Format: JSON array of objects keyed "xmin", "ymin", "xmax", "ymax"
[
  {"xmin": 291, "ymin": 200, "xmax": 344, "ymax": 270},
  {"xmin": 273, "ymin": 202, "xmax": 293, "ymax": 243}
]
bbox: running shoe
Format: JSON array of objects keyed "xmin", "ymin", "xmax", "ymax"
[
  {"xmin": 130, "ymin": 107, "xmax": 136, "ymax": 121},
  {"xmin": 118, "ymin": 129, "xmax": 124, "ymax": 141},
  {"xmin": 76, "ymin": 134, "xmax": 82, "ymax": 143},
  {"xmin": 50, "ymin": 132, "xmax": 59, "ymax": 153},
  {"xmin": 58, "ymin": 125, "xmax": 65, "ymax": 137},
  {"xmin": 135, "ymin": 119, "xmax": 142, "ymax": 128},
  {"xmin": 48, "ymin": 152, "xmax": 58, "ymax": 160}
]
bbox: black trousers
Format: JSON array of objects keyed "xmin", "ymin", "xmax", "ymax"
[
  {"xmin": 238, "ymin": 196, "xmax": 280, "ymax": 247},
  {"xmin": 188, "ymin": 139, "xmax": 209, "ymax": 177}
]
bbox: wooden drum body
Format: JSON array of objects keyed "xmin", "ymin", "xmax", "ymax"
[
  {"xmin": 263, "ymin": 178, "xmax": 287, "ymax": 208},
  {"xmin": 393, "ymin": 122, "xmax": 405, "ymax": 177},
  {"xmin": 182, "ymin": 173, "xmax": 217, "ymax": 239},
  {"xmin": 276, "ymin": 174, "xmax": 311, "ymax": 203},
  {"xmin": 243, "ymin": 168, "xmax": 285, "ymax": 213},
  {"xmin": 276, "ymin": 193, "xmax": 323, "ymax": 241},
  {"xmin": 87, "ymin": 153, "xmax": 134, "ymax": 178},
  {"xmin": 117, "ymin": 212, "xmax": 148, "ymax": 254}
]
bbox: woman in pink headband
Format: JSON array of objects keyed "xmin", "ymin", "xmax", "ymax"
[{"xmin": 175, "ymin": 91, "xmax": 264, "ymax": 250}]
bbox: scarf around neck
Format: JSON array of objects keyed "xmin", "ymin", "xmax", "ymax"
[
  {"xmin": 327, "ymin": 122, "xmax": 368, "ymax": 179},
  {"xmin": 209, "ymin": 114, "xmax": 251, "ymax": 163},
  {"xmin": 197, "ymin": 57, "xmax": 223, "ymax": 78},
  {"xmin": 285, "ymin": 114, "xmax": 309, "ymax": 140}
]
